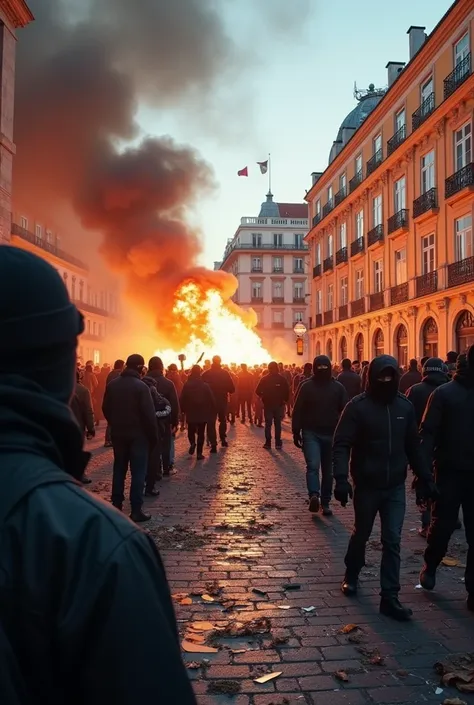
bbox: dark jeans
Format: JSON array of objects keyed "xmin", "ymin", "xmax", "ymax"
[
  {"xmin": 208, "ymin": 405, "xmax": 228, "ymax": 446},
  {"xmin": 264, "ymin": 406, "xmax": 283, "ymax": 444},
  {"xmin": 302, "ymin": 430, "xmax": 333, "ymax": 503},
  {"xmin": 345, "ymin": 483, "xmax": 406, "ymax": 598},
  {"xmin": 112, "ymin": 436, "xmax": 149, "ymax": 511},
  {"xmin": 239, "ymin": 397, "xmax": 252, "ymax": 421},
  {"xmin": 105, "ymin": 424, "xmax": 111, "ymax": 444},
  {"xmin": 425, "ymin": 474, "xmax": 474, "ymax": 594},
  {"xmin": 159, "ymin": 423, "xmax": 172, "ymax": 474},
  {"xmin": 188, "ymin": 422, "xmax": 206, "ymax": 453}
]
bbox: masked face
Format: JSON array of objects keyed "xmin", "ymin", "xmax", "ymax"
[
  {"xmin": 370, "ymin": 370, "xmax": 398, "ymax": 403},
  {"xmin": 313, "ymin": 365, "xmax": 332, "ymax": 382}
]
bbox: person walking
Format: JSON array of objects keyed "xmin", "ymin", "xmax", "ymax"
[
  {"xmin": 255, "ymin": 361, "xmax": 289, "ymax": 449},
  {"xmin": 333, "ymin": 354, "xmax": 437, "ymax": 621},
  {"xmin": 142, "ymin": 375, "xmax": 172, "ymax": 496},
  {"xmin": 202, "ymin": 355, "xmax": 235, "ymax": 452},
  {"xmin": 104, "ymin": 359, "xmax": 124, "ymax": 447},
  {"xmin": 445, "ymin": 350, "xmax": 459, "ymax": 379},
  {"xmin": 237, "ymin": 363, "xmax": 255, "ymax": 424},
  {"xmin": 337, "ymin": 358, "xmax": 362, "ymax": 400},
  {"xmin": 0, "ymin": 247, "xmax": 196, "ymax": 704},
  {"xmin": 293, "ymin": 362, "xmax": 312, "ymax": 397},
  {"xmin": 399, "ymin": 358, "xmax": 422, "ymax": 394},
  {"xmin": 102, "ymin": 354, "xmax": 158, "ymax": 523},
  {"xmin": 180, "ymin": 365, "xmax": 216, "ymax": 460},
  {"xmin": 70, "ymin": 370, "xmax": 95, "ymax": 484},
  {"xmin": 293, "ymin": 355, "xmax": 347, "ymax": 515},
  {"xmin": 147, "ymin": 357, "xmax": 179, "ymax": 476}
]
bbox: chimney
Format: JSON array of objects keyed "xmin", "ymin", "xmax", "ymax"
[
  {"xmin": 311, "ymin": 171, "xmax": 323, "ymax": 186},
  {"xmin": 386, "ymin": 61, "xmax": 405, "ymax": 87},
  {"xmin": 407, "ymin": 26, "xmax": 427, "ymax": 60}
]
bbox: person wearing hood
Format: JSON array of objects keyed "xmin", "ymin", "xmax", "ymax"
[
  {"xmin": 399, "ymin": 358, "xmax": 422, "ymax": 394},
  {"xmin": 141, "ymin": 375, "xmax": 172, "ymax": 496},
  {"xmin": 202, "ymin": 355, "xmax": 235, "ymax": 451},
  {"xmin": 255, "ymin": 361, "xmax": 290, "ymax": 449},
  {"xmin": 147, "ymin": 357, "xmax": 179, "ymax": 476},
  {"xmin": 293, "ymin": 362, "xmax": 312, "ymax": 397},
  {"xmin": 0, "ymin": 247, "xmax": 196, "ymax": 704},
  {"xmin": 292, "ymin": 355, "xmax": 347, "ymax": 515},
  {"xmin": 445, "ymin": 350, "xmax": 459, "ymax": 379},
  {"xmin": 332, "ymin": 355, "xmax": 437, "ymax": 621},
  {"xmin": 180, "ymin": 365, "xmax": 216, "ymax": 459},
  {"xmin": 337, "ymin": 358, "xmax": 362, "ymax": 400},
  {"xmin": 418, "ymin": 347, "xmax": 474, "ymax": 610}
]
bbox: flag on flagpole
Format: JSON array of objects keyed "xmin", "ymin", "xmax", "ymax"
[
  {"xmin": 257, "ymin": 160, "xmax": 268, "ymax": 174},
  {"xmin": 237, "ymin": 166, "xmax": 248, "ymax": 177}
]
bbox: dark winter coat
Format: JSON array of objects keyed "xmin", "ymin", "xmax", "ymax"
[
  {"xmin": 102, "ymin": 368, "xmax": 158, "ymax": 446},
  {"xmin": 292, "ymin": 376, "xmax": 347, "ymax": 436},
  {"xmin": 405, "ymin": 371, "xmax": 449, "ymax": 427},
  {"xmin": 333, "ymin": 355, "xmax": 430, "ymax": 489},
  {"xmin": 71, "ymin": 381, "xmax": 95, "ymax": 437},
  {"xmin": 180, "ymin": 378, "xmax": 216, "ymax": 424},
  {"xmin": 106, "ymin": 368, "xmax": 122, "ymax": 385},
  {"xmin": 237, "ymin": 370, "xmax": 255, "ymax": 399},
  {"xmin": 337, "ymin": 369, "xmax": 362, "ymax": 400},
  {"xmin": 255, "ymin": 372, "xmax": 290, "ymax": 408},
  {"xmin": 202, "ymin": 365, "xmax": 235, "ymax": 407},
  {"xmin": 0, "ymin": 374, "xmax": 197, "ymax": 705},
  {"xmin": 399, "ymin": 367, "xmax": 422, "ymax": 394},
  {"xmin": 147, "ymin": 370, "xmax": 180, "ymax": 426}
]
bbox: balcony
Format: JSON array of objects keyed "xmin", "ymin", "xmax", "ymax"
[
  {"xmin": 11, "ymin": 223, "xmax": 89, "ymax": 271},
  {"xmin": 366, "ymin": 148, "xmax": 383, "ymax": 176},
  {"xmin": 293, "ymin": 297, "xmax": 306, "ymax": 304},
  {"xmin": 251, "ymin": 296, "xmax": 263, "ymax": 304},
  {"xmin": 390, "ymin": 282, "xmax": 409, "ymax": 306},
  {"xmin": 251, "ymin": 266, "xmax": 263, "ymax": 273},
  {"xmin": 416, "ymin": 270, "xmax": 438, "ymax": 297},
  {"xmin": 272, "ymin": 266, "xmax": 284, "ymax": 273},
  {"xmin": 294, "ymin": 266, "xmax": 305, "ymax": 274},
  {"xmin": 313, "ymin": 264, "xmax": 322, "ymax": 278},
  {"xmin": 312, "ymin": 212, "xmax": 322, "ymax": 228},
  {"xmin": 314, "ymin": 313, "xmax": 323, "ymax": 328},
  {"xmin": 445, "ymin": 163, "xmax": 474, "ymax": 200},
  {"xmin": 323, "ymin": 310, "xmax": 333, "ymax": 326},
  {"xmin": 351, "ymin": 298, "xmax": 366, "ymax": 317},
  {"xmin": 367, "ymin": 223, "xmax": 384, "ymax": 247},
  {"xmin": 73, "ymin": 300, "xmax": 110, "ymax": 318},
  {"xmin": 447, "ymin": 256, "xmax": 474, "ymax": 288},
  {"xmin": 412, "ymin": 92, "xmax": 435, "ymax": 131},
  {"xmin": 369, "ymin": 291, "xmax": 384, "ymax": 312},
  {"xmin": 272, "ymin": 296, "xmax": 285, "ymax": 303},
  {"xmin": 444, "ymin": 53, "xmax": 472, "ymax": 100},
  {"xmin": 82, "ymin": 333, "xmax": 104, "ymax": 342},
  {"xmin": 323, "ymin": 255, "xmax": 334, "ymax": 272},
  {"xmin": 336, "ymin": 247, "xmax": 348, "ymax": 265},
  {"xmin": 338, "ymin": 304, "xmax": 348, "ymax": 321},
  {"xmin": 387, "ymin": 124, "xmax": 407, "ymax": 156},
  {"xmin": 272, "ymin": 321, "xmax": 285, "ymax": 329},
  {"xmin": 350, "ymin": 237, "xmax": 365, "ymax": 257},
  {"xmin": 388, "ymin": 208, "xmax": 409, "ymax": 235},
  {"xmin": 322, "ymin": 199, "xmax": 334, "ymax": 218},
  {"xmin": 334, "ymin": 186, "xmax": 346, "ymax": 206},
  {"xmin": 413, "ymin": 187, "xmax": 438, "ymax": 219},
  {"xmin": 349, "ymin": 170, "xmax": 363, "ymax": 193}
]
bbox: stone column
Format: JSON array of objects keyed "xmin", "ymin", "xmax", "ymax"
[{"xmin": 0, "ymin": 21, "xmax": 17, "ymax": 244}]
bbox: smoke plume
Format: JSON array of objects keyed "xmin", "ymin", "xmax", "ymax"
[{"xmin": 13, "ymin": 0, "xmax": 308, "ymax": 349}]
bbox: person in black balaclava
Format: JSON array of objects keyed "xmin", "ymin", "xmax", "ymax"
[
  {"xmin": 0, "ymin": 247, "xmax": 196, "ymax": 704},
  {"xmin": 293, "ymin": 355, "xmax": 347, "ymax": 515},
  {"xmin": 333, "ymin": 354, "xmax": 437, "ymax": 621},
  {"xmin": 419, "ymin": 346, "xmax": 474, "ymax": 611}
]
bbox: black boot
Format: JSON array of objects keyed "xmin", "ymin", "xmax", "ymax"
[
  {"xmin": 130, "ymin": 509, "xmax": 151, "ymax": 523},
  {"xmin": 420, "ymin": 564, "xmax": 436, "ymax": 590},
  {"xmin": 210, "ymin": 445, "xmax": 217, "ymax": 454},
  {"xmin": 341, "ymin": 573, "xmax": 358, "ymax": 596},
  {"xmin": 188, "ymin": 443, "xmax": 196, "ymax": 455},
  {"xmin": 144, "ymin": 487, "xmax": 160, "ymax": 497},
  {"xmin": 221, "ymin": 439, "xmax": 228, "ymax": 447},
  {"xmin": 379, "ymin": 597, "xmax": 413, "ymax": 621}
]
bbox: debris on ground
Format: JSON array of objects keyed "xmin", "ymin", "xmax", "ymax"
[
  {"xmin": 258, "ymin": 502, "xmax": 284, "ymax": 511},
  {"xmin": 441, "ymin": 557, "xmax": 460, "ymax": 567},
  {"xmin": 149, "ymin": 524, "xmax": 210, "ymax": 550},
  {"xmin": 182, "ymin": 640, "xmax": 219, "ymax": 654},
  {"xmin": 334, "ymin": 670, "xmax": 349, "ymax": 682},
  {"xmin": 443, "ymin": 698, "xmax": 468, "ymax": 705},
  {"xmin": 213, "ymin": 521, "xmax": 276, "ymax": 537},
  {"xmin": 186, "ymin": 661, "xmax": 202, "ymax": 670},
  {"xmin": 270, "ymin": 635, "xmax": 290, "ymax": 647},
  {"xmin": 339, "ymin": 623, "xmax": 359, "ymax": 634},
  {"xmin": 207, "ymin": 616, "xmax": 271, "ymax": 644},
  {"xmin": 254, "ymin": 671, "xmax": 282, "ymax": 684},
  {"xmin": 205, "ymin": 580, "xmax": 223, "ymax": 597},
  {"xmin": 252, "ymin": 588, "xmax": 268, "ymax": 596},
  {"xmin": 435, "ymin": 655, "xmax": 474, "ymax": 692},
  {"xmin": 357, "ymin": 646, "xmax": 385, "ymax": 666},
  {"xmin": 207, "ymin": 680, "xmax": 242, "ymax": 695},
  {"xmin": 283, "ymin": 583, "xmax": 301, "ymax": 591}
]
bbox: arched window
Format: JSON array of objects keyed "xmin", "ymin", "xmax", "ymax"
[
  {"xmin": 355, "ymin": 333, "xmax": 364, "ymax": 361},
  {"xmin": 340, "ymin": 336, "xmax": 348, "ymax": 361},
  {"xmin": 396, "ymin": 324, "xmax": 408, "ymax": 368},
  {"xmin": 373, "ymin": 328, "xmax": 384, "ymax": 357},
  {"xmin": 326, "ymin": 339, "xmax": 333, "ymax": 361},
  {"xmin": 422, "ymin": 317, "xmax": 438, "ymax": 358},
  {"xmin": 315, "ymin": 341, "xmax": 321, "ymax": 356},
  {"xmin": 71, "ymin": 276, "xmax": 76, "ymax": 301},
  {"xmin": 456, "ymin": 310, "xmax": 474, "ymax": 353}
]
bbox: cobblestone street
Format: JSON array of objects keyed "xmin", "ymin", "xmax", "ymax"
[{"xmin": 87, "ymin": 420, "xmax": 474, "ymax": 705}]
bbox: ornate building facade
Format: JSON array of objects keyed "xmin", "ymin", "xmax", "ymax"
[{"xmin": 306, "ymin": 0, "xmax": 474, "ymax": 364}]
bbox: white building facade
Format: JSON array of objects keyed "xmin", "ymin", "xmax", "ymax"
[{"xmin": 218, "ymin": 193, "xmax": 310, "ymax": 356}]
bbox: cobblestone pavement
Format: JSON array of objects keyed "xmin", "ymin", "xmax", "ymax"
[{"xmin": 86, "ymin": 420, "xmax": 474, "ymax": 705}]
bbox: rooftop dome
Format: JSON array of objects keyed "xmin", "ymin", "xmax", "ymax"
[{"xmin": 329, "ymin": 84, "xmax": 386, "ymax": 165}]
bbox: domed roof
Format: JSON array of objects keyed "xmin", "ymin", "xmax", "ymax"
[{"xmin": 329, "ymin": 85, "xmax": 385, "ymax": 165}]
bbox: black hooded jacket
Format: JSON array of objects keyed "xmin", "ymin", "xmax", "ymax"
[
  {"xmin": 333, "ymin": 355, "xmax": 429, "ymax": 489},
  {"xmin": 292, "ymin": 356, "xmax": 348, "ymax": 435},
  {"xmin": 102, "ymin": 368, "xmax": 158, "ymax": 445},
  {"xmin": 180, "ymin": 377, "xmax": 216, "ymax": 424},
  {"xmin": 202, "ymin": 364, "xmax": 235, "ymax": 407},
  {"xmin": 399, "ymin": 364, "xmax": 422, "ymax": 394},
  {"xmin": 0, "ymin": 375, "xmax": 196, "ymax": 704},
  {"xmin": 405, "ymin": 368, "xmax": 449, "ymax": 427},
  {"xmin": 337, "ymin": 369, "xmax": 362, "ymax": 400},
  {"xmin": 147, "ymin": 369, "xmax": 180, "ymax": 426}
]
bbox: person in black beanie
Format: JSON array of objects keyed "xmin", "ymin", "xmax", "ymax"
[{"xmin": 0, "ymin": 247, "xmax": 196, "ymax": 704}]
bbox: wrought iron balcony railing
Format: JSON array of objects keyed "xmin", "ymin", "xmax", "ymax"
[
  {"xmin": 349, "ymin": 170, "xmax": 363, "ymax": 193},
  {"xmin": 322, "ymin": 199, "xmax": 334, "ymax": 218},
  {"xmin": 251, "ymin": 266, "xmax": 263, "ymax": 272},
  {"xmin": 415, "ymin": 270, "xmax": 438, "ymax": 297},
  {"xmin": 413, "ymin": 187, "xmax": 438, "ymax": 218},
  {"xmin": 367, "ymin": 223, "xmax": 384, "ymax": 247},
  {"xmin": 351, "ymin": 297, "xmax": 366, "ymax": 317},
  {"xmin": 293, "ymin": 297, "xmax": 306, "ymax": 304},
  {"xmin": 388, "ymin": 208, "xmax": 409, "ymax": 234},
  {"xmin": 447, "ymin": 256, "xmax": 474, "ymax": 288},
  {"xmin": 323, "ymin": 310, "xmax": 333, "ymax": 326},
  {"xmin": 387, "ymin": 124, "xmax": 407, "ymax": 156},
  {"xmin": 313, "ymin": 264, "xmax": 322, "ymax": 278},
  {"xmin": 350, "ymin": 237, "xmax": 365, "ymax": 257},
  {"xmin": 11, "ymin": 223, "xmax": 89, "ymax": 271},
  {"xmin": 314, "ymin": 313, "xmax": 323, "ymax": 327},
  {"xmin": 336, "ymin": 246, "xmax": 348, "ymax": 265},
  {"xmin": 366, "ymin": 148, "xmax": 383, "ymax": 176},
  {"xmin": 251, "ymin": 296, "xmax": 263, "ymax": 304},
  {"xmin": 338, "ymin": 304, "xmax": 348, "ymax": 321},
  {"xmin": 293, "ymin": 266, "xmax": 305, "ymax": 273},
  {"xmin": 312, "ymin": 212, "xmax": 322, "ymax": 228},
  {"xmin": 334, "ymin": 186, "xmax": 347, "ymax": 206},
  {"xmin": 390, "ymin": 282, "xmax": 409, "ymax": 306},
  {"xmin": 323, "ymin": 255, "xmax": 334, "ymax": 272},
  {"xmin": 369, "ymin": 291, "xmax": 384, "ymax": 312},
  {"xmin": 272, "ymin": 296, "xmax": 285, "ymax": 303},
  {"xmin": 412, "ymin": 92, "xmax": 435, "ymax": 131},
  {"xmin": 445, "ymin": 163, "xmax": 474, "ymax": 199},
  {"xmin": 272, "ymin": 267, "xmax": 284, "ymax": 273},
  {"xmin": 444, "ymin": 53, "xmax": 472, "ymax": 100}
]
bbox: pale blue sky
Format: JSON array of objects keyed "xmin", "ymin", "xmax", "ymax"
[{"xmin": 138, "ymin": 0, "xmax": 451, "ymax": 268}]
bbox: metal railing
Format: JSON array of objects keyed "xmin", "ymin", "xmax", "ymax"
[
  {"xmin": 323, "ymin": 255, "xmax": 334, "ymax": 272},
  {"xmin": 272, "ymin": 267, "xmax": 284, "ymax": 273},
  {"xmin": 367, "ymin": 223, "xmax": 384, "ymax": 247},
  {"xmin": 323, "ymin": 310, "xmax": 333, "ymax": 325},
  {"xmin": 250, "ymin": 296, "xmax": 263, "ymax": 303},
  {"xmin": 388, "ymin": 208, "xmax": 409, "ymax": 234},
  {"xmin": 415, "ymin": 270, "xmax": 438, "ymax": 297},
  {"xmin": 73, "ymin": 300, "xmax": 110, "ymax": 318},
  {"xmin": 447, "ymin": 256, "xmax": 474, "ymax": 288},
  {"xmin": 11, "ymin": 223, "xmax": 89, "ymax": 271},
  {"xmin": 336, "ymin": 247, "xmax": 348, "ymax": 265},
  {"xmin": 350, "ymin": 237, "xmax": 365, "ymax": 257},
  {"xmin": 312, "ymin": 213, "xmax": 322, "ymax": 228},
  {"xmin": 272, "ymin": 296, "xmax": 284, "ymax": 303},
  {"xmin": 313, "ymin": 264, "xmax": 322, "ymax": 278},
  {"xmin": 413, "ymin": 187, "xmax": 438, "ymax": 218},
  {"xmin": 322, "ymin": 199, "xmax": 334, "ymax": 218},
  {"xmin": 293, "ymin": 297, "xmax": 306, "ymax": 304},
  {"xmin": 367, "ymin": 148, "xmax": 383, "ymax": 176},
  {"xmin": 338, "ymin": 304, "xmax": 348, "ymax": 321},
  {"xmin": 351, "ymin": 298, "xmax": 366, "ymax": 317},
  {"xmin": 445, "ymin": 163, "xmax": 474, "ymax": 199},
  {"xmin": 444, "ymin": 53, "xmax": 472, "ymax": 99},
  {"xmin": 369, "ymin": 291, "xmax": 384, "ymax": 312},
  {"xmin": 334, "ymin": 186, "xmax": 347, "ymax": 206},
  {"xmin": 390, "ymin": 282, "xmax": 409, "ymax": 306},
  {"xmin": 387, "ymin": 124, "xmax": 407, "ymax": 156},
  {"xmin": 314, "ymin": 313, "xmax": 323, "ymax": 327},
  {"xmin": 251, "ymin": 266, "xmax": 263, "ymax": 272},
  {"xmin": 293, "ymin": 266, "xmax": 305, "ymax": 273},
  {"xmin": 349, "ymin": 170, "xmax": 363, "ymax": 193},
  {"xmin": 412, "ymin": 92, "xmax": 435, "ymax": 131}
]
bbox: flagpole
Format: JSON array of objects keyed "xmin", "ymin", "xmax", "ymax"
[{"xmin": 268, "ymin": 152, "xmax": 272, "ymax": 193}]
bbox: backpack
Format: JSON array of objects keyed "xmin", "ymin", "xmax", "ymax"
[{"xmin": 0, "ymin": 455, "xmax": 75, "ymax": 704}]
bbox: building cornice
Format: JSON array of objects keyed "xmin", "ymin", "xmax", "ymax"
[
  {"xmin": 1, "ymin": 0, "xmax": 34, "ymax": 28},
  {"xmin": 305, "ymin": 0, "xmax": 473, "ymax": 202}
]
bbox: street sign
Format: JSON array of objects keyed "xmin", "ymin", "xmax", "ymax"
[
  {"xmin": 296, "ymin": 338, "xmax": 304, "ymax": 356},
  {"xmin": 293, "ymin": 322, "xmax": 307, "ymax": 337}
]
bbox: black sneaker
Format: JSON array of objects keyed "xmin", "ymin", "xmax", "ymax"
[
  {"xmin": 144, "ymin": 488, "xmax": 160, "ymax": 497},
  {"xmin": 221, "ymin": 439, "xmax": 228, "ymax": 447},
  {"xmin": 380, "ymin": 597, "xmax": 413, "ymax": 621},
  {"xmin": 420, "ymin": 564, "xmax": 436, "ymax": 590},
  {"xmin": 263, "ymin": 442, "xmax": 271, "ymax": 449},
  {"xmin": 130, "ymin": 510, "xmax": 151, "ymax": 523},
  {"xmin": 210, "ymin": 446, "xmax": 218, "ymax": 454},
  {"xmin": 188, "ymin": 443, "xmax": 196, "ymax": 455},
  {"xmin": 308, "ymin": 494, "xmax": 320, "ymax": 513},
  {"xmin": 322, "ymin": 505, "xmax": 333, "ymax": 517},
  {"xmin": 341, "ymin": 575, "xmax": 358, "ymax": 596}
]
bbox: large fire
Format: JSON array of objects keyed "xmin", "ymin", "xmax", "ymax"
[{"xmin": 155, "ymin": 282, "xmax": 271, "ymax": 366}]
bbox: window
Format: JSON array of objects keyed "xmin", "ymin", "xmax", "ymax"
[
  {"xmin": 395, "ymin": 108, "xmax": 406, "ymax": 131},
  {"xmin": 252, "ymin": 257, "xmax": 262, "ymax": 271},
  {"xmin": 294, "ymin": 257, "xmax": 303, "ymax": 272},
  {"xmin": 455, "ymin": 214, "xmax": 473, "ymax": 261},
  {"xmin": 294, "ymin": 233, "xmax": 304, "ymax": 248},
  {"xmin": 272, "ymin": 310, "xmax": 283, "ymax": 323},
  {"xmin": 315, "ymin": 241, "xmax": 321, "ymax": 265},
  {"xmin": 273, "ymin": 233, "xmax": 283, "ymax": 248},
  {"xmin": 252, "ymin": 233, "xmax": 262, "ymax": 247},
  {"xmin": 327, "ymin": 233, "xmax": 333, "ymax": 257},
  {"xmin": 294, "ymin": 282, "xmax": 304, "ymax": 300},
  {"xmin": 339, "ymin": 173, "xmax": 347, "ymax": 192},
  {"xmin": 374, "ymin": 260, "xmax": 384, "ymax": 293},
  {"xmin": 251, "ymin": 282, "xmax": 262, "ymax": 299},
  {"xmin": 294, "ymin": 311, "xmax": 304, "ymax": 323},
  {"xmin": 421, "ymin": 150, "xmax": 435, "ymax": 192},
  {"xmin": 394, "ymin": 176, "xmax": 406, "ymax": 211},
  {"xmin": 356, "ymin": 209, "xmax": 364, "ymax": 240},
  {"xmin": 422, "ymin": 234, "xmax": 436, "ymax": 274},
  {"xmin": 46, "ymin": 229, "xmax": 53, "ymax": 244},
  {"xmin": 373, "ymin": 133, "xmax": 382, "ymax": 154},
  {"xmin": 339, "ymin": 222, "xmax": 347, "ymax": 249},
  {"xmin": 395, "ymin": 248, "xmax": 407, "ymax": 284},
  {"xmin": 273, "ymin": 256, "xmax": 283, "ymax": 272},
  {"xmin": 355, "ymin": 154, "xmax": 362, "ymax": 175},
  {"xmin": 355, "ymin": 270, "xmax": 364, "ymax": 299},
  {"xmin": 273, "ymin": 281, "xmax": 283, "ymax": 298},
  {"xmin": 455, "ymin": 122, "xmax": 472, "ymax": 171},
  {"xmin": 316, "ymin": 200, "xmax": 321, "ymax": 216},
  {"xmin": 421, "ymin": 77, "xmax": 433, "ymax": 104},
  {"xmin": 35, "ymin": 224, "xmax": 42, "ymax": 241},
  {"xmin": 328, "ymin": 185, "xmax": 333, "ymax": 202},
  {"xmin": 327, "ymin": 283, "xmax": 333, "ymax": 311},
  {"xmin": 340, "ymin": 276, "xmax": 348, "ymax": 305},
  {"xmin": 79, "ymin": 280, "xmax": 84, "ymax": 301},
  {"xmin": 455, "ymin": 33, "xmax": 470, "ymax": 66},
  {"xmin": 316, "ymin": 289, "xmax": 322, "ymax": 314},
  {"xmin": 71, "ymin": 276, "xmax": 76, "ymax": 300},
  {"xmin": 20, "ymin": 216, "xmax": 28, "ymax": 230},
  {"xmin": 373, "ymin": 194, "xmax": 383, "ymax": 226},
  {"xmin": 93, "ymin": 350, "xmax": 101, "ymax": 366}
]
